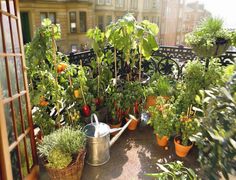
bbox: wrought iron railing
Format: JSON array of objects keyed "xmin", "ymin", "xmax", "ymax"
[{"xmin": 68, "ymin": 46, "xmax": 236, "ymax": 78}]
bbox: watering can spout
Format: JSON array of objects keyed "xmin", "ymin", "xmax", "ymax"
[{"xmin": 109, "ymin": 118, "xmax": 133, "ymax": 147}]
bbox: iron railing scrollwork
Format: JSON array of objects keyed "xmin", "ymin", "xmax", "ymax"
[{"xmin": 68, "ymin": 46, "xmax": 236, "ymax": 79}]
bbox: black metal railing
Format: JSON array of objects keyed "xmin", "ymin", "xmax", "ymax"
[{"xmin": 68, "ymin": 46, "xmax": 236, "ymax": 78}]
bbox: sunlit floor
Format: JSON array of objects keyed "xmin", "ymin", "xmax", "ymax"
[{"xmin": 39, "ymin": 125, "xmax": 200, "ymax": 180}]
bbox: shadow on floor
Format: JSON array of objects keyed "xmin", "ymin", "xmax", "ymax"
[{"xmin": 39, "ymin": 125, "xmax": 201, "ymax": 180}]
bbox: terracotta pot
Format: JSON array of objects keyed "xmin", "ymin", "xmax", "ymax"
[
  {"xmin": 126, "ymin": 117, "xmax": 139, "ymax": 131},
  {"xmin": 155, "ymin": 134, "xmax": 168, "ymax": 147},
  {"xmin": 174, "ymin": 136, "xmax": 193, "ymax": 157},
  {"xmin": 109, "ymin": 122, "xmax": 122, "ymax": 136},
  {"xmin": 145, "ymin": 96, "xmax": 157, "ymax": 109}
]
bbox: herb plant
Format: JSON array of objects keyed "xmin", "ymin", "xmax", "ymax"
[{"xmin": 146, "ymin": 161, "xmax": 198, "ymax": 180}]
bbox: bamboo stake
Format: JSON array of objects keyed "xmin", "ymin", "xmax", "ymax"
[
  {"xmin": 51, "ymin": 25, "xmax": 58, "ymax": 83},
  {"xmin": 139, "ymin": 53, "xmax": 142, "ymax": 82},
  {"xmin": 114, "ymin": 48, "xmax": 117, "ymax": 85},
  {"xmin": 80, "ymin": 60, "xmax": 87, "ymax": 105}
]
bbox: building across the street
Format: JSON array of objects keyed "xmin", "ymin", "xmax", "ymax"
[{"xmin": 19, "ymin": 0, "xmax": 210, "ymax": 53}]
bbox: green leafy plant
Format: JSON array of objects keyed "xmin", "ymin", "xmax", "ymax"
[
  {"xmin": 147, "ymin": 97, "xmax": 176, "ymax": 138},
  {"xmin": 38, "ymin": 126, "xmax": 86, "ymax": 163},
  {"xmin": 174, "ymin": 59, "xmax": 224, "ymax": 114},
  {"xmin": 145, "ymin": 74, "xmax": 173, "ymax": 97},
  {"xmin": 185, "ymin": 17, "xmax": 231, "ymax": 57},
  {"xmin": 146, "ymin": 161, "xmax": 198, "ymax": 180},
  {"xmin": 194, "ymin": 71, "xmax": 236, "ymax": 179},
  {"xmin": 87, "ymin": 27, "xmax": 105, "ymax": 98},
  {"xmin": 175, "ymin": 108, "xmax": 200, "ymax": 146}
]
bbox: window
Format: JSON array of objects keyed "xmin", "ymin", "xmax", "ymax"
[
  {"xmin": 97, "ymin": 0, "xmax": 111, "ymax": 5},
  {"xmin": 116, "ymin": 0, "xmax": 124, "ymax": 7},
  {"xmin": 144, "ymin": 0, "xmax": 149, "ymax": 9},
  {"xmin": 106, "ymin": 16, "xmax": 112, "ymax": 26},
  {"xmin": 40, "ymin": 12, "xmax": 56, "ymax": 24},
  {"xmin": 69, "ymin": 12, "xmax": 77, "ymax": 33},
  {"xmin": 105, "ymin": 0, "xmax": 112, "ymax": 5},
  {"xmin": 71, "ymin": 44, "xmax": 78, "ymax": 52},
  {"xmin": 98, "ymin": 16, "xmax": 104, "ymax": 31},
  {"xmin": 130, "ymin": 0, "xmax": 138, "ymax": 9},
  {"xmin": 152, "ymin": 0, "xmax": 158, "ymax": 9},
  {"xmin": 143, "ymin": 16, "xmax": 149, "ymax": 20},
  {"xmin": 97, "ymin": 0, "xmax": 104, "ymax": 4},
  {"xmin": 151, "ymin": 16, "xmax": 157, "ymax": 23},
  {"xmin": 79, "ymin": 12, "xmax": 87, "ymax": 33}
]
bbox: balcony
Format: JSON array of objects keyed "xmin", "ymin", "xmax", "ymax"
[{"xmin": 1, "ymin": 4, "xmax": 236, "ymax": 180}]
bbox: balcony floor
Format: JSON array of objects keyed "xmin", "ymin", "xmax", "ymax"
[{"xmin": 39, "ymin": 125, "xmax": 200, "ymax": 180}]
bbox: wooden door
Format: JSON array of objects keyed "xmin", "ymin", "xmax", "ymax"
[{"xmin": 0, "ymin": 0, "xmax": 38, "ymax": 179}]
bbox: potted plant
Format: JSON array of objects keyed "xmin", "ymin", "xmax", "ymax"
[
  {"xmin": 146, "ymin": 161, "xmax": 198, "ymax": 179},
  {"xmin": 37, "ymin": 126, "xmax": 86, "ymax": 180},
  {"xmin": 105, "ymin": 82, "xmax": 123, "ymax": 134},
  {"xmin": 185, "ymin": 17, "xmax": 231, "ymax": 57},
  {"xmin": 148, "ymin": 97, "xmax": 175, "ymax": 147},
  {"xmin": 174, "ymin": 106, "xmax": 200, "ymax": 157},
  {"xmin": 145, "ymin": 74, "xmax": 172, "ymax": 109},
  {"xmin": 122, "ymin": 81, "xmax": 144, "ymax": 130}
]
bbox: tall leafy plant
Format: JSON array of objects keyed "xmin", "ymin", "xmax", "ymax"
[
  {"xmin": 106, "ymin": 13, "xmax": 137, "ymax": 81},
  {"xmin": 194, "ymin": 71, "xmax": 236, "ymax": 179},
  {"xmin": 87, "ymin": 27, "xmax": 105, "ymax": 97},
  {"xmin": 136, "ymin": 20, "xmax": 159, "ymax": 81}
]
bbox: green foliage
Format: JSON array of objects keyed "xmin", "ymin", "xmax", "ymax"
[
  {"xmin": 194, "ymin": 72, "xmax": 236, "ymax": 179},
  {"xmin": 145, "ymin": 74, "xmax": 173, "ymax": 97},
  {"xmin": 145, "ymin": 161, "xmax": 198, "ymax": 180},
  {"xmin": 147, "ymin": 97, "xmax": 176, "ymax": 138},
  {"xmin": 175, "ymin": 113, "xmax": 200, "ymax": 146},
  {"xmin": 122, "ymin": 81, "xmax": 144, "ymax": 113},
  {"xmin": 185, "ymin": 17, "xmax": 231, "ymax": 57},
  {"xmin": 136, "ymin": 20, "xmax": 159, "ymax": 60},
  {"xmin": 38, "ymin": 126, "xmax": 86, "ymax": 160},
  {"xmin": 47, "ymin": 148, "xmax": 72, "ymax": 169},
  {"xmin": 174, "ymin": 59, "xmax": 224, "ymax": 114}
]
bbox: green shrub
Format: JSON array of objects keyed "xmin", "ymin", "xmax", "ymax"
[{"xmin": 38, "ymin": 126, "xmax": 86, "ymax": 160}]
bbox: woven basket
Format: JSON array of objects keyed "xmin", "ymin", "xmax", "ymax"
[{"xmin": 46, "ymin": 150, "xmax": 86, "ymax": 180}]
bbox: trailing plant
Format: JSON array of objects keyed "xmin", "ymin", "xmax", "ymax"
[
  {"xmin": 185, "ymin": 17, "xmax": 231, "ymax": 57},
  {"xmin": 147, "ymin": 97, "xmax": 176, "ymax": 138},
  {"xmin": 194, "ymin": 71, "xmax": 236, "ymax": 179},
  {"xmin": 145, "ymin": 161, "xmax": 198, "ymax": 180}
]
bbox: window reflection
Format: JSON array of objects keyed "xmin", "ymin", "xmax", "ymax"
[
  {"xmin": 0, "ymin": 58, "xmax": 9, "ymax": 98},
  {"xmin": 2, "ymin": 15, "xmax": 13, "ymax": 53},
  {"xmin": 4, "ymin": 103, "xmax": 15, "ymax": 145}
]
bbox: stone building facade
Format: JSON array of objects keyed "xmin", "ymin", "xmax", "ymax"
[{"xmin": 20, "ymin": 0, "xmax": 161, "ymax": 53}]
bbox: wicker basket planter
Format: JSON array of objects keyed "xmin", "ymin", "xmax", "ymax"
[{"xmin": 46, "ymin": 150, "xmax": 86, "ymax": 180}]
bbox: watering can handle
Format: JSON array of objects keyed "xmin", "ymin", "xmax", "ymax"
[{"xmin": 91, "ymin": 113, "xmax": 99, "ymax": 126}]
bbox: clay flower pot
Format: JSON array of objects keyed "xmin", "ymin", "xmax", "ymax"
[
  {"xmin": 155, "ymin": 134, "xmax": 168, "ymax": 147},
  {"xmin": 145, "ymin": 95, "xmax": 157, "ymax": 109},
  {"xmin": 109, "ymin": 122, "xmax": 122, "ymax": 136},
  {"xmin": 126, "ymin": 117, "xmax": 139, "ymax": 131},
  {"xmin": 174, "ymin": 136, "xmax": 193, "ymax": 157}
]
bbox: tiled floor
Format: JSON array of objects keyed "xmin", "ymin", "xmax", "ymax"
[{"xmin": 40, "ymin": 125, "xmax": 200, "ymax": 180}]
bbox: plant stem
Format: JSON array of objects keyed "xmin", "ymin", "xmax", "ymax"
[
  {"xmin": 97, "ymin": 56, "xmax": 100, "ymax": 97},
  {"xmin": 114, "ymin": 48, "xmax": 117, "ymax": 85},
  {"xmin": 51, "ymin": 26, "xmax": 58, "ymax": 83},
  {"xmin": 139, "ymin": 53, "xmax": 142, "ymax": 82}
]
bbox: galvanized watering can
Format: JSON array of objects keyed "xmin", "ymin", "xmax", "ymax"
[{"xmin": 84, "ymin": 113, "xmax": 133, "ymax": 166}]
